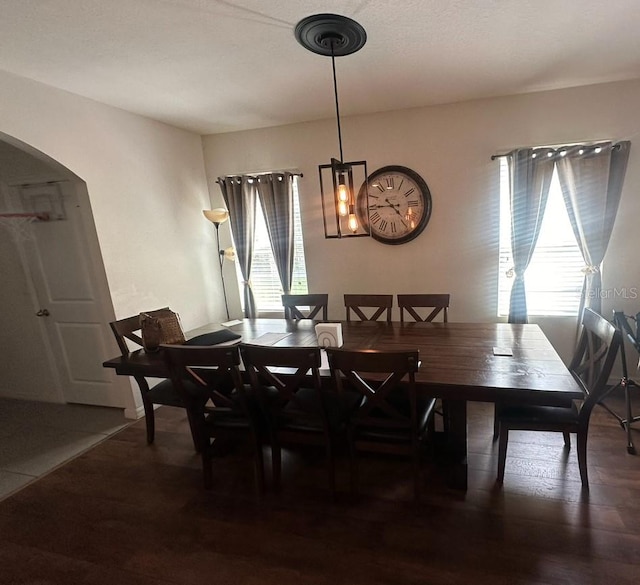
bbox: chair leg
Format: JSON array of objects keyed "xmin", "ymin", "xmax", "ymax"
[
  {"xmin": 134, "ymin": 377, "xmax": 155, "ymax": 445},
  {"xmin": 562, "ymin": 431, "xmax": 571, "ymax": 448},
  {"xmin": 252, "ymin": 433, "xmax": 266, "ymax": 495},
  {"xmin": 139, "ymin": 390, "xmax": 155, "ymax": 445},
  {"xmin": 413, "ymin": 444, "xmax": 422, "ymax": 501},
  {"xmin": 271, "ymin": 436, "xmax": 282, "ymax": 492},
  {"xmin": 497, "ymin": 427, "xmax": 509, "ymax": 483},
  {"xmin": 325, "ymin": 438, "xmax": 336, "ymax": 498},
  {"xmin": 186, "ymin": 409, "xmax": 201, "ymax": 453},
  {"xmin": 201, "ymin": 442, "xmax": 213, "ymax": 490},
  {"xmin": 577, "ymin": 431, "xmax": 589, "ymax": 489},
  {"xmin": 348, "ymin": 429, "xmax": 358, "ymax": 495}
]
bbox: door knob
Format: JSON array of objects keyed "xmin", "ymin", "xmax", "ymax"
[{"xmin": 36, "ymin": 309, "xmax": 50, "ymax": 317}]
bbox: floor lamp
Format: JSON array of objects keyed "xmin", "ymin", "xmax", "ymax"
[{"xmin": 203, "ymin": 208, "xmax": 234, "ymax": 320}]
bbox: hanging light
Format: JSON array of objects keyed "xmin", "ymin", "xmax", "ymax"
[{"xmin": 295, "ymin": 13, "xmax": 370, "ymax": 239}]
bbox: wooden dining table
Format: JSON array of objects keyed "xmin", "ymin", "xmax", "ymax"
[{"xmin": 103, "ymin": 318, "xmax": 584, "ymax": 489}]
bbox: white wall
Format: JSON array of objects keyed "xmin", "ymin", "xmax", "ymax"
[
  {"xmin": 0, "ymin": 70, "xmax": 227, "ymax": 332},
  {"xmin": 202, "ymin": 79, "xmax": 640, "ymax": 363},
  {"xmin": 0, "ymin": 71, "xmax": 228, "ymax": 415}
]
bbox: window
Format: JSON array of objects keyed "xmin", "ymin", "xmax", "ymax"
[
  {"xmin": 497, "ymin": 159, "xmax": 584, "ymax": 317},
  {"xmin": 237, "ymin": 178, "xmax": 308, "ymax": 312}
]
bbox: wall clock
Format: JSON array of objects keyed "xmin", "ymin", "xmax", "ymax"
[{"xmin": 357, "ymin": 165, "xmax": 432, "ymax": 245}]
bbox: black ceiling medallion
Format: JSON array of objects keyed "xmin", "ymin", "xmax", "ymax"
[{"xmin": 294, "ymin": 13, "xmax": 367, "ymax": 57}]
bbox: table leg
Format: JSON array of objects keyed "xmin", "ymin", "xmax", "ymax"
[{"xmin": 442, "ymin": 399, "xmax": 468, "ymax": 490}]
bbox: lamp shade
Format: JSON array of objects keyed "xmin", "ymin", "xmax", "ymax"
[{"xmin": 203, "ymin": 208, "xmax": 229, "ymax": 224}]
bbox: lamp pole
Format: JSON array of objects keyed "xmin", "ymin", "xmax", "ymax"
[
  {"xmin": 203, "ymin": 208, "xmax": 231, "ymax": 321},
  {"xmin": 213, "ymin": 222, "xmax": 231, "ymax": 320}
]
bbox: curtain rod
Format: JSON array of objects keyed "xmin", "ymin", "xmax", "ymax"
[
  {"xmin": 491, "ymin": 142, "xmax": 621, "ymax": 160},
  {"xmin": 216, "ymin": 171, "xmax": 303, "ymax": 183}
]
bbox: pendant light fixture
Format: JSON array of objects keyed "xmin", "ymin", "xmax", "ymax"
[{"xmin": 295, "ymin": 13, "xmax": 370, "ymax": 239}]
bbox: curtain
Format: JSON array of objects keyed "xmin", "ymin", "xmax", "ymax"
[
  {"xmin": 556, "ymin": 141, "xmax": 630, "ymax": 320},
  {"xmin": 507, "ymin": 148, "xmax": 556, "ymax": 323},
  {"xmin": 256, "ymin": 173, "xmax": 295, "ymax": 295},
  {"xmin": 218, "ymin": 175, "xmax": 257, "ymax": 318}
]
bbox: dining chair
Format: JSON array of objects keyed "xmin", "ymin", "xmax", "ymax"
[
  {"xmin": 109, "ymin": 311, "xmax": 199, "ymax": 449},
  {"xmin": 326, "ymin": 347, "xmax": 436, "ymax": 500},
  {"xmin": 344, "ymin": 294, "xmax": 393, "ymax": 322},
  {"xmin": 496, "ymin": 308, "xmax": 621, "ymax": 489},
  {"xmin": 162, "ymin": 343, "xmax": 265, "ymax": 492},
  {"xmin": 397, "ymin": 294, "xmax": 450, "ymax": 323},
  {"xmin": 239, "ymin": 343, "xmax": 358, "ymax": 496},
  {"xmin": 282, "ymin": 293, "xmax": 329, "ymax": 320}
]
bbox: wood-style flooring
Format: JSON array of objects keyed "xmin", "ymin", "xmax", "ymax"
[{"xmin": 0, "ymin": 395, "xmax": 639, "ymax": 585}]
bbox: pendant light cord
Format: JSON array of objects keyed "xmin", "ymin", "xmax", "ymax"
[{"xmin": 330, "ymin": 41, "xmax": 344, "ymax": 162}]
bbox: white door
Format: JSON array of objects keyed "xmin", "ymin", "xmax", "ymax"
[
  {"xmin": 11, "ymin": 181, "xmax": 126, "ymax": 408},
  {"xmin": 0, "ymin": 220, "xmax": 63, "ymax": 402}
]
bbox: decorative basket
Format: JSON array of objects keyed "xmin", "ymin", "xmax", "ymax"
[{"xmin": 139, "ymin": 309, "xmax": 185, "ymax": 352}]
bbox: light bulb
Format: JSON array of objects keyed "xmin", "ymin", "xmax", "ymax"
[
  {"xmin": 348, "ymin": 213, "xmax": 359, "ymax": 233},
  {"xmin": 222, "ymin": 247, "xmax": 236, "ymax": 261},
  {"xmin": 338, "ymin": 200, "xmax": 348, "ymax": 216},
  {"xmin": 337, "ymin": 181, "xmax": 349, "ymax": 203}
]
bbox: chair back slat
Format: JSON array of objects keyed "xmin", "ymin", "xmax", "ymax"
[
  {"xmin": 240, "ymin": 344, "xmax": 326, "ymax": 422},
  {"xmin": 109, "ymin": 307, "xmax": 171, "ymax": 356},
  {"xmin": 326, "ymin": 348, "xmax": 419, "ymax": 429},
  {"xmin": 344, "ymin": 294, "xmax": 393, "ymax": 322},
  {"xmin": 569, "ymin": 308, "xmax": 621, "ymax": 414},
  {"xmin": 162, "ymin": 344, "xmax": 244, "ymax": 409},
  {"xmin": 282, "ymin": 294, "xmax": 328, "ymax": 320},
  {"xmin": 397, "ymin": 294, "xmax": 450, "ymax": 323}
]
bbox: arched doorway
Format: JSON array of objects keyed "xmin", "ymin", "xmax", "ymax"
[{"xmin": 0, "ymin": 134, "xmax": 134, "ymax": 412}]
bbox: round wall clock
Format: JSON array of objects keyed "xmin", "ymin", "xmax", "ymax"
[{"xmin": 357, "ymin": 165, "xmax": 432, "ymax": 245}]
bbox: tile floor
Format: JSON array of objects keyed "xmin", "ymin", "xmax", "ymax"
[{"xmin": 0, "ymin": 397, "xmax": 131, "ymax": 501}]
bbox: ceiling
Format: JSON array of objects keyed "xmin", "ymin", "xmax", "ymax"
[{"xmin": 1, "ymin": 0, "xmax": 640, "ymax": 135}]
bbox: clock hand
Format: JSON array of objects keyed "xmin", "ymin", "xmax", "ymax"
[
  {"xmin": 385, "ymin": 198, "xmax": 403, "ymax": 215},
  {"xmin": 385, "ymin": 198, "xmax": 408, "ymax": 227}
]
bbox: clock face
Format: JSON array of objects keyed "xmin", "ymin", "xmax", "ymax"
[{"xmin": 357, "ymin": 166, "xmax": 432, "ymax": 245}]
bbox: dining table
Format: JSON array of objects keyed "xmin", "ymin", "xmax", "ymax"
[{"xmin": 103, "ymin": 318, "xmax": 584, "ymax": 490}]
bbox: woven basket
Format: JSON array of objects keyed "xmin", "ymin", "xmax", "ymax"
[{"xmin": 139, "ymin": 309, "xmax": 185, "ymax": 352}]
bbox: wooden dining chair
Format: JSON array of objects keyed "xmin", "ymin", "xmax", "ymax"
[
  {"xmin": 496, "ymin": 308, "xmax": 621, "ymax": 489},
  {"xmin": 344, "ymin": 294, "xmax": 393, "ymax": 322},
  {"xmin": 397, "ymin": 294, "xmax": 450, "ymax": 323},
  {"xmin": 109, "ymin": 311, "xmax": 199, "ymax": 449},
  {"xmin": 239, "ymin": 343, "xmax": 358, "ymax": 496},
  {"xmin": 162, "ymin": 343, "xmax": 265, "ymax": 492},
  {"xmin": 282, "ymin": 293, "xmax": 329, "ymax": 320},
  {"xmin": 326, "ymin": 347, "xmax": 436, "ymax": 500}
]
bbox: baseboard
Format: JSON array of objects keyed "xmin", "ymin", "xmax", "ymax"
[{"xmin": 124, "ymin": 404, "xmax": 146, "ymax": 420}]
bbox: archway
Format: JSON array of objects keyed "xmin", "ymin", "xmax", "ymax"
[{"xmin": 0, "ymin": 133, "xmax": 135, "ymax": 413}]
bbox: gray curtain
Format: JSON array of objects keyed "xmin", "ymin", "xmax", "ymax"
[
  {"xmin": 256, "ymin": 172, "xmax": 295, "ymax": 295},
  {"xmin": 218, "ymin": 175, "xmax": 257, "ymax": 318},
  {"xmin": 556, "ymin": 141, "xmax": 630, "ymax": 319},
  {"xmin": 507, "ymin": 148, "xmax": 556, "ymax": 323}
]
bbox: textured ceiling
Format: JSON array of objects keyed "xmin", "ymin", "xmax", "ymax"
[{"xmin": 1, "ymin": 0, "xmax": 640, "ymax": 135}]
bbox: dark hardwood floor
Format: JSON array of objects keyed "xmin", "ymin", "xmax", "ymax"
[{"xmin": 1, "ymin": 394, "xmax": 639, "ymax": 585}]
